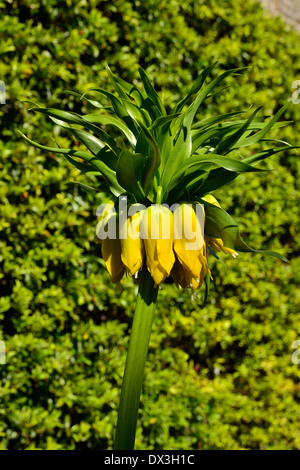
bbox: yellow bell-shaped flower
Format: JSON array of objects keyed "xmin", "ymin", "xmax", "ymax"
[
  {"xmin": 102, "ymin": 237, "xmax": 125, "ymax": 283},
  {"xmin": 120, "ymin": 209, "xmax": 145, "ymax": 276},
  {"xmin": 171, "ymin": 241, "xmax": 208, "ymax": 292},
  {"xmin": 96, "ymin": 200, "xmax": 116, "ymax": 241},
  {"xmin": 101, "ymin": 213, "xmax": 125, "ymax": 283},
  {"xmin": 140, "ymin": 205, "xmax": 175, "ymax": 285},
  {"xmin": 173, "ymin": 203, "xmax": 206, "ymax": 282}
]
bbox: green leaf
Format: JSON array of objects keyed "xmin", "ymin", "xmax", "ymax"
[
  {"xmin": 198, "ymin": 145, "xmax": 298, "ymax": 194},
  {"xmin": 160, "ymin": 123, "xmax": 192, "ymax": 190},
  {"xmin": 30, "ymin": 107, "xmax": 119, "ymax": 154},
  {"xmin": 113, "ymin": 74, "xmax": 144, "ymax": 107},
  {"xmin": 192, "ymin": 109, "xmax": 245, "ymax": 130},
  {"xmin": 83, "ymin": 113, "xmax": 137, "ymax": 147},
  {"xmin": 167, "ymin": 167, "xmax": 211, "ymax": 204},
  {"xmin": 70, "ymin": 181, "xmax": 98, "ymax": 192},
  {"xmin": 162, "ymin": 68, "xmax": 236, "ymax": 183},
  {"xmin": 183, "ymin": 67, "xmax": 247, "ymax": 128},
  {"xmin": 116, "ymin": 149, "xmax": 147, "ymax": 202},
  {"xmin": 105, "ymin": 63, "xmax": 129, "ymax": 100},
  {"xmin": 172, "ymin": 63, "xmax": 217, "ymax": 114},
  {"xmin": 84, "ymin": 88, "xmax": 140, "ymax": 137},
  {"xmin": 55, "ymin": 90, "xmax": 108, "ymax": 109},
  {"xmin": 170, "ymin": 153, "xmax": 265, "ymax": 189},
  {"xmin": 135, "ymin": 121, "xmax": 161, "ymax": 196},
  {"xmin": 235, "ymin": 103, "xmax": 290, "ymax": 147},
  {"xmin": 213, "ymin": 107, "xmax": 263, "ymax": 154},
  {"xmin": 149, "ymin": 113, "xmax": 182, "ymax": 133},
  {"xmin": 138, "ymin": 67, "xmax": 166, "ymax": 117},
  {"xmin": 18, "ymin": 131, "xmax": 123, "ymax": 191},
  {"xmin": 120, "ymin": 97, "xmax": 152, "ymax": 127}
]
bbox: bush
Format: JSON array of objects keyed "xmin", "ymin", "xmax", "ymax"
[{"xmin": 0, "ymin": 0, "xmax": 300, "ymax": 449}]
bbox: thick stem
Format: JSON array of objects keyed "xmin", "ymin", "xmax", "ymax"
[{"xmin": 114, "ymin": 266, "xmax": 158, "ymax": 450}]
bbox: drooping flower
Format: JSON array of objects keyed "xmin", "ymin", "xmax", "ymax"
[
  {"xmin": 171, "ymin": 240, "xmax": 208, "ymax": 292},
  {"xmin": 173, "ymin": 202, "xmax": 205, "ymax": 280},
  {"xmin": 120, "ymin": 209, "xmax": 145, "ymax": 276},
  {"xmin": 140, "ymin": 205, "xmax": 175, "ymax": 286},
  {"xmin": 22, "ymin": 64, "xmax": 294, "ymax": 452},
  {"xmin": 96, "ymin": 200, "xmax": 116, "ymax": 237},
  {"xmin": 101, "ymin": 216, "xmax": 125, "ymax": 283},
  {"xmin": 24, "ymin": 65, "xmax": 291, "ymax": 295}
]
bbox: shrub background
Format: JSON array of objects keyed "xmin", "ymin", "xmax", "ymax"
[{"xmin": 0, "ymin": 0, "xmax": 300, "ymax": 450}]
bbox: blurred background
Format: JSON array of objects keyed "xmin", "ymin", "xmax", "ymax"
[
  {"xmin": 258, "ymin": 0, "xmax": 300, "ymax": 31},
  {"xmin": 0, "ymin": 0, "xmax": 300, "ymax": 450}
]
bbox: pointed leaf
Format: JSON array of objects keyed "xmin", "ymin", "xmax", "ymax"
[
  {"xmin": 198, "ymin": 145, "xmax": 299, "ymax": 194},
  {"xmin": 235, "ymin": 103, "xmax": 290, "ymax": 147},
  {"xmin": 31, "ymin": 107, "xmax": 119, "ymax": 154},
  {"xmin": 172, "ymin": 63, "xmax": 217, "ymax": 114},
  {"xmin": 116, "ymin": 149, "xmax": 147, "ymax": 201},
  {"xmin": 138, "ymin": 67, "xmax": 166, "ymax": 117},
  {"xmin": 83, "ymin": 113, "xmax": 137, "ymax": 146},
  {"xmin": 18, "ymin": 131, "xmax": 123, "ymax": 191},
  {"xmin": 213, "ymin": 107, "xmax": 263, "ymax": 154}
]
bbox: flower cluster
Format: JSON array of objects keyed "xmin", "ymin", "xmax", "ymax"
[
  {"xmin": 97, "ymin": 195, "xmax": 237, "ymax": 293},
  {"xmin": 22, "ymin": 65, "xmax": 291, "ymax": 299}
]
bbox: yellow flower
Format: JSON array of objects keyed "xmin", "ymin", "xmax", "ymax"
[
  {"xmin": 100, "ymin": 213, "xmax": 125, "ymax": 283},
  {"xmin": 141, "ymin": 205, "xmax": 175, "ymax": 285},
  {"xmin": 173, "ymin": 203, "xmax": 205, "ymax": 280},
  {"xmin": 209, "ymin": 237, "xmax": 238, "ymax": 258},
  {"xmin": 96, "ymin": 200, "xmax": 116, "ymax": 241},
  {"xmin": 101, "ymin": 238, "xmax": 125, "ymax": 283},
  {"xmin": 120, "ymin": 210, "xmax": 145, "ymax": 276},
  {"xmin": 171, "ymin": 239, "xmax": 208, "ymax": 292},
  {"xmin": 202, "ymin": 194, "xmax": 238, "ymax": 258},
  {"xmin": 172, "ymin": 203, "xmax": 208, "ymax": 291}
]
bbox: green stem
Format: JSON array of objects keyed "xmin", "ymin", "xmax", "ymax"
[
  {"xmin": 156, "ymin": 186, "xmax": 163, "ymax": 205},
  {"xmin": 114, "ymin": 266, "xmax": 158, "ymax": 450}
]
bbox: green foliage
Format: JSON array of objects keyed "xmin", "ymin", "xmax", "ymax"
[{"xmin": 1, "ymin": 0, "xmax": 300, "ymax": 450}]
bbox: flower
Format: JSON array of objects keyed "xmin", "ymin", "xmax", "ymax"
[
  {"xmin": 202, "ymin": 194, "xmax": 238, "ymax": 258},
  {"xmin": 209, "ymin": 237, "xmax": 238, "ymax": 258},
  {"xmin": 173, "ymin": 203, "xmax": 205, "ymax": 277},
  {"xmin": 101, "ymin": 218, "xmax": 125, "ymax": 283},
  {"xmin": 96, "ymin": 201, "xmax": 116, "ymax": 238},
  {"xmin": 140, "ymin": 205, "xmax": 175, "ymax": 286},
  {"xmin": 120, "ymin": 209, "xmax": 145, "ymax": 276},
  {"xmin": 24, "ymin": 65, "xmax": 291, "ymax": 297},
  {"xmin": 171, "ymin": 243, "xmax": 208, "ymax": 292},
  {"xmin": 172, "ymin": 202, "xmax": 208, "ymax": 290}
]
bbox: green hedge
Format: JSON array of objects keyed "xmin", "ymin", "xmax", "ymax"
[{"xmin": 1, "ymin": 0, "xmax": 300, "ymax": 449}]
